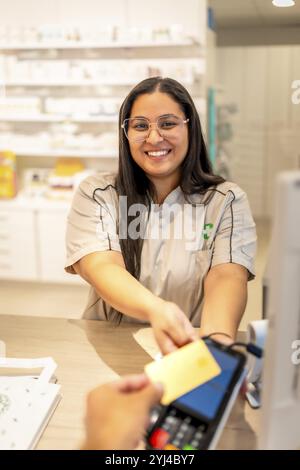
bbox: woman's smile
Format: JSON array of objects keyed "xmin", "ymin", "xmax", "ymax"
[{"xmin": 144, "ymin": 148, "xmax": 172, "ymax": 160}]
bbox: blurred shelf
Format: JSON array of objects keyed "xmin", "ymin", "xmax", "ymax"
[
  {"xmin": 74, "ymin": 115, "xmax": 118, "ymax": 123},
  {"xmin": 0, "ymin": 40, "xmax": 199, "ymax": 51},
  {"xmin": 3, "ymin": 148, "xmax": 118, "ymax": 158},
  {"xmin": 0, "ymin": 114, "xmax": 118, "ymax": 123},
  {"xmin": 3, "ymin": 80, "xmax": 139, "ymax": 87},
  {"xmin": 0, "ymin": 193, "xmax": 73, "ymax": 211}
]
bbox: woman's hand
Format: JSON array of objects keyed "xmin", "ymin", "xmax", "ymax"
[
  {"xmin": 81, "ymin": 374, "xmax": 163, "ymax": 450},
  {"xmin": 148, "ymin": 299, "xmax": 198, "ymax": 355}
]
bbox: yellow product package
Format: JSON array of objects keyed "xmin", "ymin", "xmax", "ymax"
[{"xmin": 0, "ymin": 150, "xmax": 17, "ymax": 199}]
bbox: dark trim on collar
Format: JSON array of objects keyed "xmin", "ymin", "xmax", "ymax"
[{"xmin": 228, "ymin": 190, "xmax": 236, "ymax": 263}]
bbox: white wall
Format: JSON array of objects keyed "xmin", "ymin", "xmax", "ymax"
[{"xmin": 217, "ymin": 45, "xmax": 300, "ymax": 219}]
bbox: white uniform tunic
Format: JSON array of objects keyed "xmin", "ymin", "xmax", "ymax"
[{"xmin": 65, "ymin": 173, "xmax": 257, "ymax": 326}]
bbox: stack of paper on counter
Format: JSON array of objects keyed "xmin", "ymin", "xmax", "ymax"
[{"xmin": 0, "ymin": 357, "xmax": 61, "ymax": 450}]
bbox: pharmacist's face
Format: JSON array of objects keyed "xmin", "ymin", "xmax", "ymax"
[{"xmin": 128, "ymin": 92, "xmax": 189, "ymax": 183}]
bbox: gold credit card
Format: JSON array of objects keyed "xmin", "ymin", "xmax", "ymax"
[{"xmin": 145, "ymin": 339, "xmax": 221, "ymax": 405}]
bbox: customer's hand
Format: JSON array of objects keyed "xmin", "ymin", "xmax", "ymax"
[
  {"xmin": 149, "ymin": 299, "xmax": 198, "ymax": 355},
  {"xmin": 81, "ymin": 374, "xmax": 163, "ymax": 450}
]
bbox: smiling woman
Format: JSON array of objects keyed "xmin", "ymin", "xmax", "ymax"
[
  {"xmin": 65, "ymin": 77, "xmax": 257, "ymax": 355},
  {"xmin": 126, "ymin": 92, "xmax": 189, "ymax": 197}
]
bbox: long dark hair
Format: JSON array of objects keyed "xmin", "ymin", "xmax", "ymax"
[{"xmin": 108, "ymin": 76, "xmax": 224, "ymax": 322}]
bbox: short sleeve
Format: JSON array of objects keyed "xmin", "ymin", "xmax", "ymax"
[
  {"xmin": 65, "ymin": 174, "xmax": 121, "ymax": 274},
  {"xmin": 210, "ymin": 186, "xmax": 257, "ymax": 280}
]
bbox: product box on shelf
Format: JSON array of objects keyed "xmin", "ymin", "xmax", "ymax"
[{"xmin": 0, "ymin": 150, "xmax": 17, "ymax": 199}]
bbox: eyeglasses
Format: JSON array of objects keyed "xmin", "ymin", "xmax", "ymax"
[{"xmin": 121, "ymin": 114, "xmax": 189, "ymax": 143}]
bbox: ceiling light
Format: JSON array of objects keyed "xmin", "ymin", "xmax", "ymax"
[{"xmin": 272, "ymin": 0, "xmax": 295, "ymax": 6}]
